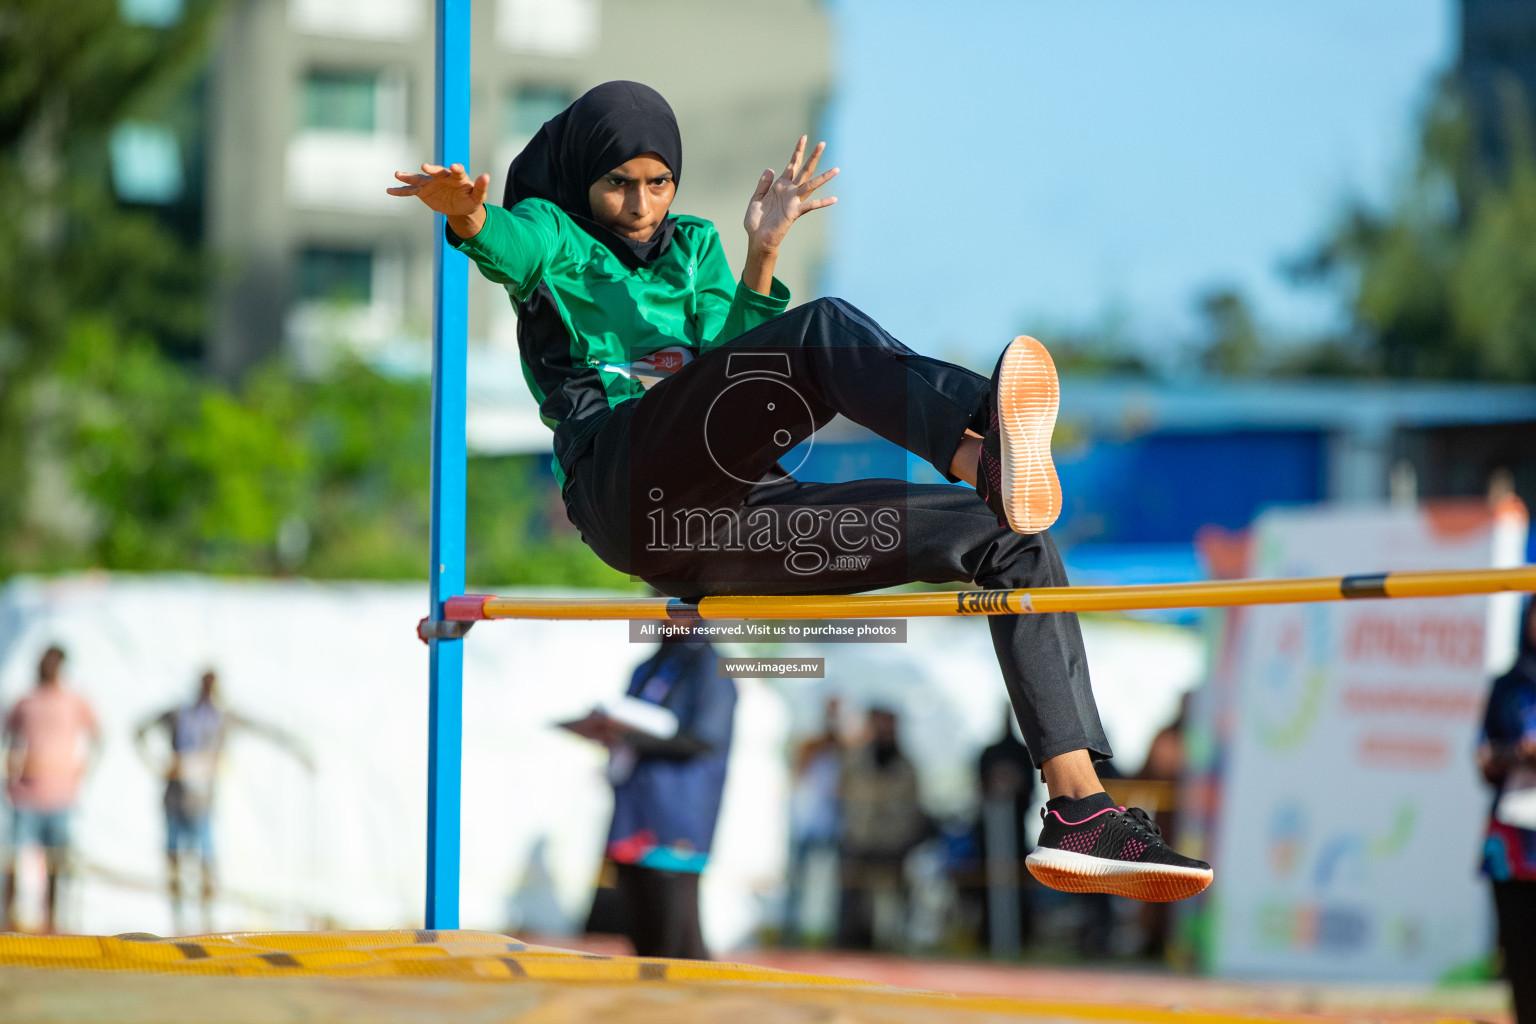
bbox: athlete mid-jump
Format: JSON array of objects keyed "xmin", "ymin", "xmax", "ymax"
[{"xmin": 389, "ymin": 80, "xmax": 1212, "ymax": 902}]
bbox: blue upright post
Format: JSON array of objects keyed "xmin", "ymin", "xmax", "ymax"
[{"xmin": 426, "ymin": 0, "xmax": 471, "ymax": 930}]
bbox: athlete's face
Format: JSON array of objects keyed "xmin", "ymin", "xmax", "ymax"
[{"xmin": 587, "ymin": 153, "xmax": 676, "ymax": 243}]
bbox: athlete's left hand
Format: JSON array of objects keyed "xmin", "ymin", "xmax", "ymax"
[{"xmin": 744, "ymin": 136, "xmax": 838, "ymax": 253}]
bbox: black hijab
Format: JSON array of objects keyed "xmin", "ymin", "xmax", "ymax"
[{"xmin": 503, "ymin": 81, "xmax": 682, "ymax": 268}]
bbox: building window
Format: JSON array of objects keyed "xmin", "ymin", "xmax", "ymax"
[
  {"xmin": 302, "ymin": 70, "xmax": 379, "ymax": 134},
  {"xmin": 505, "ymin": 84, "xmax": 574, "ymax": 141},
  {"xmin": 109, "ymin": 122, "xmax": 184, "ymax": 204},
  {"xmin": 288, "ymin": 70, "xmax": 408, "ymax": 210},
  {"xmin": 496, "ymin": 0, "xmax": 599, "ymax": 56},
  {"xmin": 299, "ymin": 247, "xmax": 373, "ymax": 304},
  {"xmin": 290, "ymin": 0, "xmax": 420, "ymax": 40}
]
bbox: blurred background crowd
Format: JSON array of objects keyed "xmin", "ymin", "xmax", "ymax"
[{"xmin": 2, "ymin": 0, "xmax": 1536, "ymax": 1017}]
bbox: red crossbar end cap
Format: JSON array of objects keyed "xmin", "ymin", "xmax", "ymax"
[{"xmin": 443, "ymin": 595, "xmax": 492, "ymax": 621}]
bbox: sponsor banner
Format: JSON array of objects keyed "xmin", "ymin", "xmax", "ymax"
[
  {"xmin": 1209, "ymin": 501, "xmax": 1528, "ymax": 982},
  {"xmin": 628, "ymin": 619, "xmax": 906, "ymax": 644}
]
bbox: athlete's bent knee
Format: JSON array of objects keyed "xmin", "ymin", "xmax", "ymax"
[{"xmin": 804, "ymin": 295, "xmax": 858, "ymax": 320}]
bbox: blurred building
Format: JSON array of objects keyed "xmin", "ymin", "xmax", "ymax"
[
  {"xmin": 1460, "ymin": 0, "xmax": 1536, "ymax": 170},
  {"xmin": 115, "ymin": 0, "xmax": 831, "ymax": 379}
]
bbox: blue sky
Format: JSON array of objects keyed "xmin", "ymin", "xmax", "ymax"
[{"xmin": 820, "ymin": 0, "xmax": 1455, "ymax": 369}]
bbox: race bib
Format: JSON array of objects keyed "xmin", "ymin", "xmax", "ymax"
[{"xmin": 600, "ymin": 346, "xmax": 694, "ymax": 390}]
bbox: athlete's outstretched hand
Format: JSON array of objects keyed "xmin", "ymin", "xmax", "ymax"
[
  {"xmin": 744, "ymin": 136, "xmax": 838, "ymax": 254},
  {"xmin": 388, "ymin": 162, "xmax": 491, "ymax": 238}
]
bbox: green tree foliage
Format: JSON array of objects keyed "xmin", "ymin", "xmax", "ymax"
[
  {"xmin": 1025, "ymin": 309, "xmax": 1153, "ymax": 378},
  {"xmin": 1037, "ymin": 289, "xmax": 1267, "ymax": 380},
  {"xmin": 0, "ymin": 0, "xmax": 217, "ymax": 355},
  {"xmin": 0, "ymin": 1, "xmax": 628, "ymax": 588},
  {"xmin": 1195, "ymin": 287, "xmax": 1264, "ymax": 377},
  {"xmin": 0, "ymin": 0, "xmax": 220, "ymax": 553},
  {"xmin": 10, "ymin": 318, "xmax": 627, "ymax": 587},
  {"xmin": 43, "ymin": 318, "xmax": 303, "ymax": 571},
  {"xmin": 466, "ymin": 456, "xmax": 634, "ymax": 591},
  {"xmin": 1300, "ymin": 77, "xmax": 1536, "ymax": 382}
]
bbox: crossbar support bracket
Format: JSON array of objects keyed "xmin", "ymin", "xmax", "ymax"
[{"xmin": 417, "ymin": 618, "xmax": 475, "ymax": 643}]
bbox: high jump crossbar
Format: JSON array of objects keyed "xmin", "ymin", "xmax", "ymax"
[{"xmin": 433, "ymin": 566, "xmax": 1536, "ymax": 624}]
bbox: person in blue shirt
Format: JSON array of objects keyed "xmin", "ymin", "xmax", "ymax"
[
  {"xmin": 1479, "ymin": 598, "xmax": 1536, "ymax": 1024},
  {"xmin": 585, "ymin": 635, "xmax": 736, "ymax": 959},
  {"xmin": 783, "ymin": 697, "xmax": 844, "ymax": 946}
]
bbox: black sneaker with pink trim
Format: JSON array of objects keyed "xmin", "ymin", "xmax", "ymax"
[
  {"xmin": 975, "ymin": 413, "xmax": 1006, "ymax": 525},
  {"xmin": 1026, "ymin": 793, "xmax": 1213, "ymax": 903}
]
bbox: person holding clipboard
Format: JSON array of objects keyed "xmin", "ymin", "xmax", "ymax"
[
  {"xmin": 564, "ymin": 633, "xmax": 736, "ymax": 959},
  {"xmin": 1480, "ymin": 598, "xmax": 1536, "ymax": 1024}
]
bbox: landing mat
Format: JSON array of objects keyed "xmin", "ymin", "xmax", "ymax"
[{"xmin": 0, "ymin": 930, "xmax": 1485, "ymax": 1024}]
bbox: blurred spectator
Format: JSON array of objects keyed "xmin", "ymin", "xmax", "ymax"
[
  {"xmin": 1478, "ymin": 598, "xmax": 1536, "ymax": 1024},
  {"xmin": 783, "ymin": 697, "xmax": 843, "ymax": 946},
  {"xmin": 579, "ymin": 634, "xmax": 736, "ymax": 960},
  {"xmin": 976, "ymin": 705, "xmax": 1037, "ymax": 955},
  {"xmin": 1134, "ymin": 692, "xmax": 1191, "ymax": 959},
  {"xmin": 837, "ymin": 706, "xmax": 926, "ymax": 950},
  {"xmin": 134, "ymin": 668, "xmax": 312, "ymax": 934},
  {"xmin": 1140, "ymin": 694, "xmax": 1190, "ymax": 785},
  {"xmin": 1076, "ymin": 759, "xmax": 1123, "ymax": 958},
  {"xmin": 3, "ymin": 646, "xmax": 100, "ymax": 933}
]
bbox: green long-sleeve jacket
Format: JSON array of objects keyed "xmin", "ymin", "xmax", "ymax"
[{"xmin": 450, "ymin": 200, "xmax": 791, "ymax": 484}]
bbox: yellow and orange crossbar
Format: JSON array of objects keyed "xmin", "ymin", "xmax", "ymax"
[{"xmin": 438, "ymin": 565, "xmax": 1536, "ymax": 623}]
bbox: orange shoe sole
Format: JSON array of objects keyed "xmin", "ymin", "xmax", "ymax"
[
  {"xmin": 1025, "ymin": 847, "xmax": 1213, "ymax": 903},
  {"xmin": 995, "ymin": 336, "xmax": 1062, "ymax": 534}
]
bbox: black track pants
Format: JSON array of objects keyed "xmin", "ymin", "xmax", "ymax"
[
  {"xmin": 1494, "ymin": 880, "xmax": 1536, "ymax": 1024},
  {"xmin": 564, "ymin": 297, "xmax": 1111, "ymax": 766},
  {"xmin": 615, "ymin": 863, "xmax": 707, "ymax": 960}
]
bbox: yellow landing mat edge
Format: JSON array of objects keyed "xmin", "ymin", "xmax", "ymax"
[{"xmin": 0, "ymin": 930, "xmax": 1483, "ymax": 1024}]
